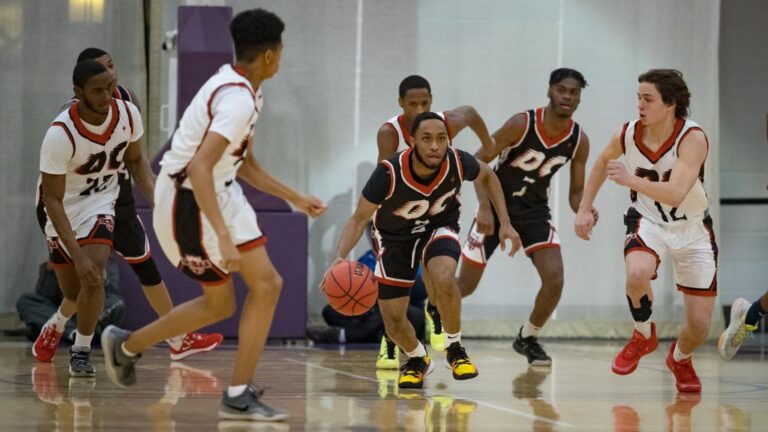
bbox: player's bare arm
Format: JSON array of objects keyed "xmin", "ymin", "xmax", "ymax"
[
  {"xmin": 445, "ymin": 105, "xmax": 494, "ymax": 157},
  {"xmin": 123, "ymin": 141, "xmax": 155, "ymax": 207},
  {"xmin": 41, "ymin": 173, "xmax": 101, "ymax": 286},
  {"xmin": 569, "ymin": 130, "xmax": 599, "ymax": 225},
  {"xmin": 187, "ymin": 131, "xmax": 241, "ymax": 272},
  {"xmin": 607, "ymin": 129, "xmax": 707, "ymax": 207},
  {"xmin": 474, "ymin": 161, "xmax": 522, "ymax": 256},
  {"xmin": 575, "ymin": 129, "xmax": 623, "ymax": 240},
  {"xmin": 237, "ymin": 142, "xmax": 327, "ymax": 218},
  {"xmin": 321, "ymin": 196, "xmax": 378, "ymax": 287},
  {"xmin": 376, "ymin": 124, "xmax": 399, "ymax": 162},
  {"xmin": 473, "ymin": 113, "xmax": 527, "ymax": 234}
]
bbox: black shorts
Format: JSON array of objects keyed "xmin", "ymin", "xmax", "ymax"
[
  {"xmin": 461, "ymin": 207, "xmax": 560, "ymax": 266},
  {"xmin": 113, "ymin": 211, "xmax": 152, "ymax": 264},
  {"xmin": 46, "ymin": 214, "xmax": 115, "ymax": 269},
  {"xmin": 374, "ymin": 225, "xmax": 461, "ymax": 289}
]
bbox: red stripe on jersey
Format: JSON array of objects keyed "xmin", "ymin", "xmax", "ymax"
[
  {"xmin": 633, "ymin": 118, "xmax": 684, "ymax": 163},
  {"xmin": 620, "ymin": 122, "xmax": 630, "ymax": 154},
  {"xmin": 400, "ymin": 148, "xmax": 449, "ymax": 196},
  {"xmin": 122, "ymin": 99, "xmax": 134, "ymax": 136},
  {"xmin": 69, "ymin": 99, "xmax": 120, "ymax": 146},
  {"xmin": 452, "ymin": 148, "xmax": 464, "ymax": 181},
  {"xmin": 397, "ymin": 114, "xmax": 413, "ymax": 147},
  {"xmin": 535, "ymin": 107, "xmax": 574, "ymax": 148},
  {"xmin": 52, "ymin": 122, "xmax": 76, "ymax": 158}
]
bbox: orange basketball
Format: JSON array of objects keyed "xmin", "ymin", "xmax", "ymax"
[{"xmin": 322, "ymin": 260, "xmax": 378, "ymax": 316}]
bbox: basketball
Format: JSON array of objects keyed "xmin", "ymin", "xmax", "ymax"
[{"xmin": 322, "ymin": 260, "xmax": 378, "ymax": 316}]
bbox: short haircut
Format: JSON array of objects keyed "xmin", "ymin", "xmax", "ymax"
[
  {"xmin": 76, "ymin": 47, "xmax": 109, "ymax": 63},
  {"xmin": 229, "ymin": 8, "xmax": 285, "ymax": 62},
  {"xmin": 638, "ymin": 69, "xmax": 691, "ymax": 118},
  {"xmin": 549, "ymin": 68, "xmax": 587, "ymax": 88},
  {"xmin": 73, "ymin": 59, "xmax": 108, "ymax": 88},
  {"xmin": 410, "ymin": 112, "xmax": 446, "ymax": 137},
  {"xmin": 399, "ymin": 75, "xmax": 431, "ymax": 98}
]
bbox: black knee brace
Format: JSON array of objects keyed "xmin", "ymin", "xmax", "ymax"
[
  {"xmin": 627, "ymin": 294, "xmax": 652, "ymax": 322},
  {"xmin": 378, "ymin": 283, "xmax": 411, "ymax": 300},
  {"xmin": 130, "ymin": 258, "xmax": 162, "ymax": 286}
]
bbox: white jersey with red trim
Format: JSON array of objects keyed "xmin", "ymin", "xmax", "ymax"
[
  {"xmin": 384, "ymin": 111, "xmax": 447, "ymax": 153},
  {"xmin": 160, "ymin": 64, "xmax": 263, "ymax": 191},
  {"xmin": 38, "ymin": 98, "xmax": 143, "ymax": 237},
  {"xmin": 622, "ymin": 118, "xmax": 709, "ymax": 225}
]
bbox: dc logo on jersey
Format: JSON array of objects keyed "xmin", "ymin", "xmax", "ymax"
[
  {"xmin": 181, "ymin": 255, "xmax": 213, "ymax": 275},
  {"xmin": 98, "ymin": 215, "xmax": 115, "ymax": 232},
  {"xmin": 46, "ymin": 238, "xmax": 60, "ymax": 253}
]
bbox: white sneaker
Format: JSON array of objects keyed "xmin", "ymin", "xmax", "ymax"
[{"xmin": 718, "ymin": 298, "xmax": 753, "ymax": 360}]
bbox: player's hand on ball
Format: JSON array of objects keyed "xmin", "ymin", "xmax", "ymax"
[
  {"xmin": 320, "ymin": 257, "xmax": 346, "ymax": 290},
  {"xmin": 218, "ymin": 236, "xmax": 241, "ymax": 272},
  {"xmin": 498, "ymin": 222, "xmax": 522, "ymax": 257},
  {"xmin": 475, "ymin": 203, "xmax": 495, "ymax": 235},
  {"xmin": 574, "ymin": 207, "xmax": 595, "ymax": 240}
]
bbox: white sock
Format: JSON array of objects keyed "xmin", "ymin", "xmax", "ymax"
[
  {"xmin": 405, "ymin": 342, "xmax": 428, "ymax": 358},
  {"xmin": 521, "ymin": 321, "xmax": 542, "ymax": 339},
  {"xmin": 634, "ymin": 319, "xmax": 652, "ymax": 339},
  {"xmin": 121, "ymin": 342, "xmax": 138, "ymax": 358},
  {"xmin": 166, "ymin": 335, "xmax": 184, "ymax": 351},
  {"xmin": 445, "ymin": 331, "xmax": 461, "ymax": 347},
  {"xmin": 227, "ymin": 384, "xmax": 248, "ymax": 398},
  {"xmin": 73, "ymin": 332, "xmax": 93, "ymax": 349},
  {"xmin": 673, "ymin": 343, "xmax": 691, "ymax": 362},
  {"xmin": 47, "ymin": 308, "xmax": 71, "ymax": 332}
]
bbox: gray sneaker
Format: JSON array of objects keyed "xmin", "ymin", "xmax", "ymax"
[
  {"xmin": 219, "ymin": 385, "xmax": 289, "ymax": 421},
  {"xmin": 69, "ymin": 347, "xmax": 95, "ymax": 377},
  {"xmin": 101, "ymin": 325, "xmax": 140, "ymax": 387}
]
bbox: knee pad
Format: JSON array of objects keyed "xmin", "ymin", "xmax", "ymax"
[
  {"xmin": 130, "ymin": 258, "xmax": 162, "ymax": 286},
  {"xmin": 627, "ymin": 294, "xmax": 652, "ymax": 322}
]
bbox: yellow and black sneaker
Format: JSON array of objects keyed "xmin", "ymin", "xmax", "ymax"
[
  {"xmin": 446, "ymin": 342, "xmax": 478, "ymax": 380},
  {"xmin": 425, "ymin": 303, "xmax": 446, "ymax": 352},
  {"xmin": 398, "ymin": 355, "xmax": 434, "ymax": 389},
  {"xmin": 376, "ymin": 335, "xmax": 399, "ymax": 370}
]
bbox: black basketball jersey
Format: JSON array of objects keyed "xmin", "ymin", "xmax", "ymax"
[
  {"xmin": 364, "ymin": 147, "xmax": 479, "ymax": 242},
  {"xmin": 494, "ymin": 107, "xmax": 582, "ymax": 217}
]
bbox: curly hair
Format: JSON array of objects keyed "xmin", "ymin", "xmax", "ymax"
[{"xmin": 229, "ymin": 8, "xmax": 285, "ymax": 62}]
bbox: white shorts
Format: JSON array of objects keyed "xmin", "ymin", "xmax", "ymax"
[
  {"xmin": 154, "ymin": 173, "xmax": 266, "ymax": 286},
  {"xmin": 624, "ymin": 208, "xmax": 718, "ymax": 296},
  {"xmin": 44, "ymin": 214, "xmax": 115, "ymax": 269}
]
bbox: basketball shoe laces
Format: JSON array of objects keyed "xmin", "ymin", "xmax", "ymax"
[
  {"xmin": 670, "ymin": 357, "xmax": 696, "ymax": 382},
  {"xmin": 40, "ymin": 326, "xmax": 59, "ymax": 350},
  {"xmin": 446, "ymin": 344, "xmax": 471, "ymax": 367},
  {"xmin": 181, "ymin": 332, "xmax": 203, "ymax": 349},
  {"xmin": 400, "ymin": 357, "xmax": 426, "ymax": 377},
  {"xmin": 621, "ymin": 334, "xmax": 645, "ymax": 359},
  {"xmin": 525, "ymin": 338, "xmax": 547, "ymax": 357},
  {"xmin": 70, "ymin": 350, "xmax": 90, "ymax": 369}
]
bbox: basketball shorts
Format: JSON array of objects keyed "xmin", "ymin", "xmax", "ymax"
[
  {"xmin": 45, "ymin": 214, "xmax": 115, "ymax": 269},
  {"xmin": 112, "ymin": 213, "xmax": 151, "ymax": 264},
  {"xmin": 374, "ymin": 225, "xmax": 461, "ymax": 298},
  {"xmin": 154, "ymin": 173, "xmax": 267, "ymax": 286},
  {"xmin": 461, "ymin": 207, "xmax": 560, "ymax": 267},
  {"xmin": 623, "ymin": 207, "xmax": 718, "ymax": 297}
]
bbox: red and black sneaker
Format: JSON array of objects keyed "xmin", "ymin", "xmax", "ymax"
[
  {"xmin": 169, "ymin": 332, "xmax": 223, "ymax": 361},
  {"xmin": 612, "ymin": 322, "xmax": 658, "ymax": 375},
  {"xmin": 32, "ymin": 324, "xmax": 64, "ymax": 363}
]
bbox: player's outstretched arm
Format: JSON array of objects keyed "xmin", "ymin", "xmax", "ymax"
[
  {"xmin": 238, "ymin": 148, "xmax": 326, "ymax": 218},
  {"xmin": 445, "ymin": 105, "xmax": 494, "ymax": 156},
  {"xmin": 321, "ymin": 197, "xmax": 378, "ymax": 288},
  {"xmin": 574, "ymin": 129, "xmax": 622, "ymax": 240},
  {"xmin": 607, "ymin": 129, "xmax": 707, "ymax": 207},
  {"xmin": 474, "ymin": 161, "xmax": 521, "ymax": 256},
  {"xmin": 123, "ymin": 141, "xmax": 156, "ymax": 207},
  {"xmin": 41, "ymin": 173, "xmax": 101, "ymax": 287},
  {"xmin": 376, "ymin": 124, "xmax": 399, "ymax": 162},
  {"xmin": 475, "ymin": 112, "xmax": 527, "ymax": 163}
]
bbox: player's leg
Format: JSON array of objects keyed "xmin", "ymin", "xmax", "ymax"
[
  {"xmin": 457, "ymin": 215, "xmax": 500, "ymax": 298},
  {"xmin": 379, "ymin": 288, "xmax": 432, "ymax": 389},
  {"xmin": 421, "ymin": 269, "xmax": 445, "ymax": 351},
  {"xmin": 33, "ymin": 246, "xmax": 79, "ymax": 362},
  {"xmin": 666, "ymin": 294, "xmax": 715, "ymax": 392},
  {"xmin": 422, "ymin": 228, "xmax": 478, "ymax": 380}
]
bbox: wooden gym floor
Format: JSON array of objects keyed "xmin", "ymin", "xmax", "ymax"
[{"xmin": 0, "ymin": 338, "xmax": 764, "ymax": 431}]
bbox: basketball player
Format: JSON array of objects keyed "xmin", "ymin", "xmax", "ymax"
[
  {"xmin": 459, "ymin": 68, "xmax": 595, "ymax": 366},
  {"xmin": 575, "ymin": 69, "xmax": 716, "ymax": 393},
  {"xmin": 327, "ymin": 112, "xmax": 521, "ymax": 389},
  {"xmin": 376, "ymin": 74, "xmax": 496, "ymax": 368},
  {"xmin": 33, "ymin": 48, "xmax": 222, "ymax": 364},
  {"xmin": 102, "ymin": 9, "xmax": 326, "ymax": 421},
  {"xmin": 37, "ymin": 60, "xmax": 141, "ymax": 376},
  {"xmin": 718, "ymin": 291, "xmax": 768, "ymax": 359}
]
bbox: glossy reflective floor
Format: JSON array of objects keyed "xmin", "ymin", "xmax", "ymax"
[{"xmin": 1, "ymin": 339, "xmax": 764, "ymax": 431}]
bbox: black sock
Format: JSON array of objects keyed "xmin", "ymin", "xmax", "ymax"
[{"xmin": 745, "ymin": 300, "xmax": 767, "ymax": 327}]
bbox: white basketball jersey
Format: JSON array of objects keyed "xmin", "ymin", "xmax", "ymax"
[
  {"xmin": 38, "ymin": 99, "xmax": 143, "ymax": 237},
  {"xmin": 622, "ymin": 118, "xmax": 709, "ymax": 225},
  {"xmin": 161, "ymin": 64, "xmax": 263, "ymax": 191},
  {"xmin": 384, "ymin": 111, "xmax": 447, "ymax": 152}
]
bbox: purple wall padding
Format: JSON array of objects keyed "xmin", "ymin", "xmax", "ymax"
[{"xmin": 118, "ymin": 208, "xmax": 308, "ymax": 338}]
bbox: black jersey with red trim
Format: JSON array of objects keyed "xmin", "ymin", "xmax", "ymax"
[
  {"xmin": 363, "ymin": 147, "xmax": 480, "ymax": 242},
  {"xmin": 494, "ymin": 107, "xmax": 582, "ymax": 218}
]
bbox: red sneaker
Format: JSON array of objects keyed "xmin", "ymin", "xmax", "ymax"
[
  {"xmin": 666, "ymin": 342, "xmax": 701, "ymax": 393},
  {"xmin": 169, "ymin": 332, "xmax": 223, "ymax": 361},
  {"xmin": 612, "ymin": 322, "xmax": 658, "ymax": 375},
  {"xmin": 171, "ymin": 361, "xmax": 221, "ymax": 395},
  {"xmin": 32, "ymin": 324, "xmax": 64, "ymax": 362}
]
